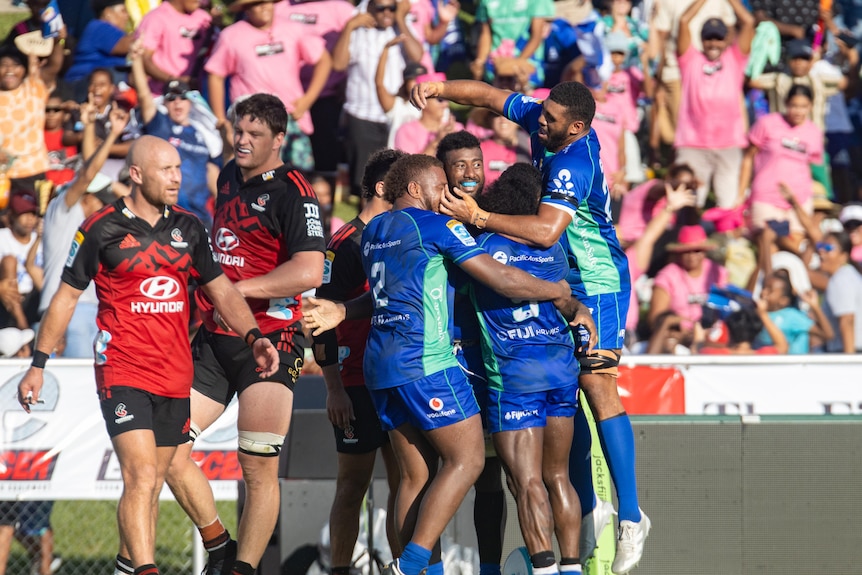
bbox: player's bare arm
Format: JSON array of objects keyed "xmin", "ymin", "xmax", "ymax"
[
  {"xmin": 233, "ymin": 250, "xmax": 324, "ymax": 300},
  {"xmin": 18, "ymin": 283, "xmax": 84, "ymax": 411},
  {"xmin": 442, "ymin": 191, "xmax": 572, "ymax": 249},
  {"xmin": 304, "ymin": 291, "xmax": 373, "ymax": 336},
  {"xmin": 410, "ymin": 79, "xmax": 512, "ymax": 113},
  {"xmin": 202, "ymin": 274, "xmax": 280, "ymax": 378}
]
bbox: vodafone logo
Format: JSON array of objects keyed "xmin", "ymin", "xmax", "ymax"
[
  {"xmin": 215, "ymin": 228, "xmax": 239, "ymax": 252},
  {"xmin": 139, "ymin": 277, "xmax": 181, "ymax": 300},
  {"xmin": 428, "ymin": 397, "xmax": 444, "ymax": 411}
]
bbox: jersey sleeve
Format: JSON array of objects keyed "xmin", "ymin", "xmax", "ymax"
[
  {"xmin": 276, "ymin": 170, "xmax": 327, "ymax": 254},
  {"xmin": 188, "ymin": 215, "xmax": 223, "ymax": 285},
  {"xmin": 434, "ymin": 217, "xmax": 485, "ymax": 264},
  {"xmin": 317, "ymin": 235, "xmax": 365, "ymax": 301},
  {"xmin": 203, "ymin": 28, "xmax": 236, "ymax": 77},
  {"xmin": 747, "ymin": 115, "xmax": 769, "ymax": 148},
  {"xmin": 502, "ymin": 92, "xmax": 543, "ymax": 135},
  {"xmin": 60, "ymin": 225, "xmax": 101, "ymax": 291}
]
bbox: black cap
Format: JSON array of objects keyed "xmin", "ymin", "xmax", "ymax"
[
  {"xmin": 164, "ymin": 79, "xmax": 191, "ymax": 97},
  {"xmin": 403, "ymin": 61, "xmax": 428, "ymax": 82},
  {"xmin": 701, "ymin": 18, "xmax": 728, "ymax": 41},
  {"xmin": 786, "ymin": 39, "xmax": 814, "ymax": 60}
]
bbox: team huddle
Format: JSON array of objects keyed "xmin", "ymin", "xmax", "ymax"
[{"xmin": 17, "ymin": 80, "xmax": 650, "ymax": 575}]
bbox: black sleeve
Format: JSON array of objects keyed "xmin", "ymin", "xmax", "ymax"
[
  {"xmin": 313, "ymin": 233, "xmax": 366, "ymax": 366},
  {"xmin": 188, "ymin": 215, "xmax": 224, "ymax": 285},
  {"xmin": 275, "ymin": 170, "xmax": 326, "ymax": 255},
  {"xmin": 60, "ymin": 225, "xmax": 101, "ymax": 291}
]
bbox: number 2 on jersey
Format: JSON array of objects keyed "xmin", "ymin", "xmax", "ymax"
[{"xmin": 370, "ymin": 262, "xmax": 388, "ymax": 307}]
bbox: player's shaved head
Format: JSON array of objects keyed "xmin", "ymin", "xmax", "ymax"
[{"xmin": 128, "ymin": 135, "xmax": 180, "ymax": 170}]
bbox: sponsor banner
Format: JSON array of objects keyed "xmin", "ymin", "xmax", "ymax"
[
  {"xmin": 682, "ymin": 363, "xmax": 862, "ymax": 416},
  {"xmin": 617, "ymin": 365, "xmax": 686, "ymax": 415},
  {"xmin": 0, "ymin": 362, "xmax": 239, "ymax": 501}
]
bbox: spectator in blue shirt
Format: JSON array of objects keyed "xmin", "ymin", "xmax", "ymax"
[{"xmin": 64, "ymin": 0, "xmax": 134, "ymax": 85}]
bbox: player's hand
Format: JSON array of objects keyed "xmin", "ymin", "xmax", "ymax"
[
  {"xmin": 17, "ymin": 367, "xmax": 44, "ymax": 414},
  {"xmin": 108, "ymin": 106, "xmax": 130, "ymax": 137},
  {"xmin": 252, "ymin": 337, "xmax": 280, "ymax": 378},
  {"xmin": 303, "ymin": 296, "xmax": 347, "ymax": 336},
  {"xmin": 799, "ymin": 289, "xmax": 820, "ymax": 308},
  {"xmin": 438, "ymin": 0, "xmax": 459, "ymax": 24},
  {"xmin": 129, "ymin": 37, "xmax": 145, "ymax": 61},
  {"xmin": 440, "ymin": 187, "xmax": 478, "ymax": 223},
  {"xmin": 326, "ymin": 386, "xmax": 355, "ymax": 430},
  {"xmin": 569, "ymin": 298, "xmax": 597, "ymax": 354},
  {"xmin": 349, "ymin": 12, "xmax": 376, "ymax": 30},
  {"xmin": 410, "ymin": 81, "xmax": 443, "ymax": 110},
  {"xmin": 384, "ymin": 33, "xmax": 406, "ymax": 50}
]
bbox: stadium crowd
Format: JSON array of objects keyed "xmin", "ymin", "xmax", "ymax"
[{"xmin": 2, "ymin": 1, "xmax": 860, "ymax": 575}]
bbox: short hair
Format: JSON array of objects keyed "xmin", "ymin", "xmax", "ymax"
[
  {"xmin": 786, "ymin": 84, "xmax": 814, "ymax": 103},
  {"xmin": 767, "ymin": 270, "xmax": 797, "ymax": 307},
  {"xmin": 548, "ymin": 81, "xmax": 596, "ymax": 126},
  {"xmin": 361, "ymin": 149, "xmax": 407, "ymax": 199},
  {"xmin": 87, "ymin": 67, "xmax": 114, "ymax": 86},
  {"xmin": 91, "ymin": 0, "xmax": 123, "ymax": 17},
  {"xmin": 826, "ymin": 230, "xmax": 852, "ymax": 255},
  {"xmin": 383, "ymin": 154, "xmax": 443, "ymax": 204},
  {"xmin": 667, "ymin": 163, "xmax": 695, "ymax": 181},
  {"xmin": 724, "ymin": 308, "xmax": 764, "ymax": 345},
  {"xmin": 436, "ymin": 131, "xmax": 482, "ymax": 164},
  {"xmin": 233, "ymin": 93, "xmax": 287, "ymax": 138},
  {"xmin": 476, "ymin": 163, "xmax": 543, "ymax": 216},
  {"xmin": 0, "ymin": 45, "xmax": 27, "ymax": 70}
]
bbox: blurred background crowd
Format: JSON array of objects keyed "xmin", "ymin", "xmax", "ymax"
[{"xmin": 0, "ymin": 0, "xmax": 861, "ymax": 365}]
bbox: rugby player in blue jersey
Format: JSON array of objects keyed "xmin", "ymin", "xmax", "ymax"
[
  {"xmin": 469, "ymin": 163, "xmax": 583, "ymax": 575},
  {"xmin": 410, "ymin": 79, "xmax": 649, "ymax": 574},
  {"xmin": 305, "ymin": 154, "xmax": 594, "ymax": 575}
]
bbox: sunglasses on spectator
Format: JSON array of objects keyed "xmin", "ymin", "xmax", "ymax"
[
  {"xmin": 373, "ymin": 3, "xmax": 397, "ymax": 12},
  {"xmin": 816, "ymin": 242, "xmax": 836, "ymax": 253},
  {"xmin": 164, "ymin": 93, "xmax": 188, "ymax": 102},
  {"xmin": 45, "ymin": 107, "xmax": 63, "ymax": 113}
]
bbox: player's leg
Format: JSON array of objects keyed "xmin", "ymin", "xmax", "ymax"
[
  {"xmin": 329, "ymin": 385, "xmax": 391, "ymax": 575},
  {"xmin": 542, "ymin": 388, "xmax": 580, "ymax": 573},
  {"xmin": 473, "ymin": 455, "xmax": 505, "ymax": 575},
  {"xmin": 379, "ymin": 441, "xmax": 402, "ymax": 557},
  {"xmin": 0, "ymin": 503, "xmax": 18, "ymax": 575},
  {"xmin": 577, "ymin": 294, "xmax": 649, "ymax": 573},
  {"xmin": 166, "ymin": 328, "xmax": 237, "ymax": 574},
  {"xmin": 379, "ymin": 368, "xmax": 484, "ymax": 575},
  {"xmin": 232, "ymin": 381, "xmax": 293, "ymax": 573}
]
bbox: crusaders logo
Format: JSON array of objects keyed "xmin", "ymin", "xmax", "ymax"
[{"xmin": 114, "ymin": 403, "xmax": 127, "ymax": 417}]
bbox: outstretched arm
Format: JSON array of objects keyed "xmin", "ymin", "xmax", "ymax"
[{"xmin": 410, "ymin": 79, "xmax": 513, "ymax": 114}]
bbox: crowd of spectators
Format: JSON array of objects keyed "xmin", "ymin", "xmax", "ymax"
[{"xmin": 0, "ymin": 0, "xmax": 861, "ymax": 357}]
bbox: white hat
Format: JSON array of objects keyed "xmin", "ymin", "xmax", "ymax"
[
  {"xmin": 0, "ymin": 328, "xmax": 34, "ymax": 357},
  {"xmin": 839, "ymin": 203, "xmax": 862, "ymax": 224}
]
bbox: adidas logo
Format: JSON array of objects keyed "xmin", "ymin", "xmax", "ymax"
[{"xmin": 119, "ymin": 234, "xmax": 140, "ymax": 249}]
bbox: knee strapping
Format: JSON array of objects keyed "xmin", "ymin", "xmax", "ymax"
[
  {"xmin": 238, "ymin": 431, "xmax": 285, "ymax": 457},
  {"xmin": 578, "ymin": 349, "xmax": 621, "ymax": 377}
]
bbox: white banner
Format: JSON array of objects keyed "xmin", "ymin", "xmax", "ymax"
[
  {"xmin": 683, "ymin": 362, "xmax": 862, "ymax": 416},
  {"xmin": 0, "ymin": 360, "xmax": 239, "ymax": 501}
]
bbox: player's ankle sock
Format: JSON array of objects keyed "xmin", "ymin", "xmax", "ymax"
[
  {"xmin": 479, "ymin": 564, "xmax": 502, "ymax": 575},
  {"xmin": 425, "ymin": 561, "xmax": 444, "ymax": 575},
  {"xmin": 399, "ymin": 542, "xmax": 432, "ymax": 575},
  {"xmin": 474, "ymin": 488, "xmax": 505, "ymax": 566},
  {"xmin": 597, "ymin": 413, "xmax": 641, "ymax": 522},
  {"xmin": 231, "ymin": 560, "xmax": 255, "ymax": 575},
  {"xmin": 199, "ymin": 518, "xmax": 230, "ymax": 553},
  {"xmin": 331, "ymin": 567, "xmax": 351, "ymax": 575},
  {"xmin": 133, "ymin": 565, "xmax": 159, "ymax": 575},
  {"xmin": 559, "ymin": 558, "xmax": 581, "ymax": 575},
  {"xmin": 570, "ymin": 406, "xmax": 596, "ymax": 514},
  {"xmin": 531, "ymin": 551, "xmax": 557, "ymax": 575},
  {"xmin": 114, "ymin": 555, "xmax": 134, "ymax": 575}
]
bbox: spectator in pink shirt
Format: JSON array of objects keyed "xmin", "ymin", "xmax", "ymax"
[
  {"xmin": 617, "ymin": 163, "xmax": 695, "ymax": 245},
  {"xmin": 205, "ymin": 0, "xmax": 332, "ymax": 145},
  {"xmin": 393, "ymin": 71, "xmax": 461, "ymax": 155},
  {"xmin": 136, "ymin": 0, "xmax": 214, "ymax": 94},
  {"xmin": 274, "ymin": 0, "xmax": 354, "ymax": 174},
  {"xmin": 649, "ymin": 225, "xmax": 730, "ymax": 330},
  {"xmin": 737, "ymin": 84, "xmax": 823, "ymax": 244},
  {"xmin": 675, "ymin": 0, "xmax": 754, "ymax": 209}
]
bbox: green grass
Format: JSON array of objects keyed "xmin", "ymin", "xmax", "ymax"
[
  {"xmin": 0, "ymin": 11, "xmax": 27, "ymax": 40},
  {"xmin": 4, "ymin": 500, "xmax": 238, "ymax": 574}
]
